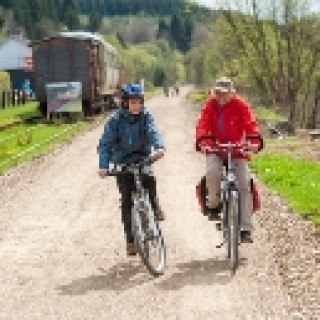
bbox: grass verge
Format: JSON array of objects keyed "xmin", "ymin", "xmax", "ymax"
[
  {"xmin": 0, "ymin": 102, "xmax": 40, "ymax": 125},
  {"xmin": 254, "ymin": 105, "xmax": 286, "ymax": 123},
  {"xmin": 145, "ymin": 87, "xmax": 161, "ymax": 100},
  {"xmin": 187, "ymin": 89, "xmax": 207, "ymax": 104},
  {"xmin": 0, "ymin": 116, "xmax": 102, "ymax": 175},
  {"xmin": 251, "ymin": 153, "xmax": 320, "ymax": 230}
]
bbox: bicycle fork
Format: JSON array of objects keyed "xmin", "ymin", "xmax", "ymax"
[{"xmin": 216, "ymin": 179, "xmax": 240, "ymax": 249}]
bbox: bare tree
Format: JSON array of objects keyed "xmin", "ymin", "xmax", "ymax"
[
  {"xmin": 191, "ymin": 24, "xmax": 210, "ymax": 47},
  {"xmin": 117, "ymin": 18, "xmax": 157, "ymax": 44},
  {"xmin": 216, "ymin": 0, "xmax": 320, "ymax": 126}
]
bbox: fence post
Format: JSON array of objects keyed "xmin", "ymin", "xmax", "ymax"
[
  {"xmin": 7, "ymin": 91, "xmax": 10, "ymax": 107},
  {"xmin": 11, "ymin": 90, "xmax": 15, "ymax": 106},
  {"xmin": 22, "ymin": 90, "xmax": 26, "ymax": 104},
  {"xmin": 17, "ymin": 90, "xmax": 22, "ymax": 105}
]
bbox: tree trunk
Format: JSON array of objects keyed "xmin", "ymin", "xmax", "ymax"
[{"xmin": 311, "ymin": 79, "xmax": 320, "ymax": 129}]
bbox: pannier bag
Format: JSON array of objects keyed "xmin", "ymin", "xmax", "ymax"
[
  {"xmin": 195, "ymin": 176, "xmax": 206, "ymax": 214},
  {"xmin": 196, "ymin": 176, "xmax": 261, "ymax": 213},
  {"xmin": 251, "ymin": 178, "xmax": 261, "ymax": 213}
]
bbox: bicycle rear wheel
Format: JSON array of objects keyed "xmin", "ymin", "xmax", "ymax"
[
  {"xmin": 132, "ymin": 194, "xmax": 166, "ymax": 277},
  {"xmin": 227, "ymin": 189, "xmax": 240, "ymax": 274}
]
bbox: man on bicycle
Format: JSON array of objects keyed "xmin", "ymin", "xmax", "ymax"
[
  {"xmin": 196, "ymin": 77, "xmax": 262, "ymax": 243},
  {"xmin": 98, "ymin": 83, "xmax": 165, "ymax": 255}
]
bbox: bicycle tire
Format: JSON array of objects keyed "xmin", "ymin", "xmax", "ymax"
[
  {"xmin": 131, "ymin": 193, "xmax": 166, "ymax": 276},
  {"xmin": 227, "ymin": 189, "xmax": 240, "ymax": 273}
]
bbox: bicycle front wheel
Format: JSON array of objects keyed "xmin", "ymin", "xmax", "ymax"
[
  {"xmin": 227, "ymin": 189, "xmax": 240, "ymax": 274},
  {"xmin": 132, "ymin": 194, "xmax": 166, "ymax": 277}
]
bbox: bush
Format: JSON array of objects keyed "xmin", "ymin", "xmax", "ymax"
[{"xmin": 0, "ymin": 71, "xmax": 10, "ymax": 93}]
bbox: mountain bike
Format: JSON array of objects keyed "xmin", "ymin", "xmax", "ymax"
[
  {"xmin": 196, "ymin": 134, "xmax": 262, "ymax": 274},
  {"xmin": 108, "ymin": 155, "xmax": 166, "ymax": 277}
]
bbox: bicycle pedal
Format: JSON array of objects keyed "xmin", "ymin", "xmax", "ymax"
[
  {"xmin": 216, "ymin": 242, "xmax": 224, "ymax": 248},
  {"xmin": 216, "ymin": 223, "xmax": 222, "ymax": 231}
]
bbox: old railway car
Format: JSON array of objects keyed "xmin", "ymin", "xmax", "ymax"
[{"xmin": 32, "ymin": 31, "xmax": 122, "ymax": 116}]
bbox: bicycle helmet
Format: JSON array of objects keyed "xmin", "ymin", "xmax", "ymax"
[{"xmin": 121, "ymin": 83, "xmax": 144, "ymax": 99}]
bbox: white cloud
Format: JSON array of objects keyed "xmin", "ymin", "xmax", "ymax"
[
  {"xmin": 195, "ymin": 0, "xmax": 216, "ymax": 9},
  {"xmin": 195, "ymin": 0, "xmax": 320, "ymax": 12}
]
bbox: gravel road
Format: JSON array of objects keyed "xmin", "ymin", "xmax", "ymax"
[{"xmin": 0, "ymin": 87, "xmax": 318, "ymax": 319}]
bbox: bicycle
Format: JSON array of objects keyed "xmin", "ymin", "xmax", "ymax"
[
  {"xmin": 196, "ymin": 134, "xmax": 262, "ymax": 274},
  {"xmin": 108, "ymin": 155, "xmax": 166, "ymax": 277}
]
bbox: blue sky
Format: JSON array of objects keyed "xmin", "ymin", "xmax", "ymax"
[{"xmin": 195, "ymin": 0, "xmax": 320, "ymax": 12}]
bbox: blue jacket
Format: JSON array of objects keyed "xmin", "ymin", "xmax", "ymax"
[{"xmin": 98, "ymin": 106, "xmax": 164, "ymax": 169}]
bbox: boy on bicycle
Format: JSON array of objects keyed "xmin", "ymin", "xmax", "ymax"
[
  {"xmin": 98, "ymin": 84, "xmax": 165, "ymax": 255},
  {"xmin": 196, "ymin": 77, "xmax": 262, "ymax": 243}
]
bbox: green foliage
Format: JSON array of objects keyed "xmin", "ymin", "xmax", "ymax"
[
  {"xmin": 251, "ymin": 153, "xmax": 320, "ymax": 229},
  {"xmin": 254, "ymin": 106, "xmax": 286, "ymax": 123},
  {"xmin": 0, "ymin": 102, "xmax": 40, "ymax": 125},
  {"xmin": 0, "ymin": 117, "xmax": 101, "ymax": 175},
  {"xmin": 104, "ymin": 34, "xmax": 125, "ymax": 54},
  {"xmin": 62, "ymin": 0, "xmax": 80, "ymax": 30},
  {"xmin": 4, "ymin": 0, "xmax": 202, "ymax": 55},
  {"xmin": 153, "ymin": 66, "xmax": 166, "ymax": 87},
  {"xmin": 188, "ymin": 90, "xmax": 207, "ymax": 104},
  {"xmin": 5, "ymin": 0, "xmax": 79, "ymax": 38},
  {"xmin": 0, "ymin": 71, "xmax": 10, "ymax": 93},
  {"xmin": 74, "ymin": 0, "xmax": 186, "ymax": 16},
  {"xmin": 185, "ymin": 2, "xmax": 320, "ymax": 129},
  {"xmin": 88, "ymin": 11, "xmax": 102, "ymax": 32},
  {"xmin": 122, "ymin": 40, "xmax": 185, "ymax": 86}
]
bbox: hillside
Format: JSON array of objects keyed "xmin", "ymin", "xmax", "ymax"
[{"xmin": 0, "ymin": 0, "xmax": 211, "ymax": 41}]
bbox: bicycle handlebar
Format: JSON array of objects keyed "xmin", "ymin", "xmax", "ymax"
[
  {"xmin": 108, "ymin": 156, "xmax": 156, "ymax": 176},
  {"xmin": 195, "ymin": 133, "xmax": 263, "ymax": 153}
]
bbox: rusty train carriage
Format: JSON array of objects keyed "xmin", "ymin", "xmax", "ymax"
[{"xmin": 32, "ymin": 32, "xmax": 122, "ymax": 116}]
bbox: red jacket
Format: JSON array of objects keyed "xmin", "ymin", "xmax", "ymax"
[{"xmin": 196, "ymin": 95, "xmax": 262, "ymax": 160}]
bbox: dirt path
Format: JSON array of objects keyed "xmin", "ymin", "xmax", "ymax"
[{"xmin": 0, "ymin": 87, "xmax": 309, "ymax": 319}]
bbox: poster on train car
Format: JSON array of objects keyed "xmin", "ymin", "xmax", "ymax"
[{"xmin": 46, "ymin": 82, "xmax": 82, "ymax": 117}]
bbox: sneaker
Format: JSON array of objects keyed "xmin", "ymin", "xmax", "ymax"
[
  {"xmin": 155, "ymin": 209, "xmax": 165, "ymax": 221},
  {"xmin": 241, "ymin": 231, "xmax": 253, "ymax": 243},
  {"xmin": 205, "ymin": 203, "xmax": 222, "ymax": 221},
  {"xmin": 127, "ymin": 242, "xmax": 139, "ymax": 256}
]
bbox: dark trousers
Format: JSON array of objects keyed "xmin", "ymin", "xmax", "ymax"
[{"xmin": 116, "ymin": 173, "xmax": 159, "ymax": 243}]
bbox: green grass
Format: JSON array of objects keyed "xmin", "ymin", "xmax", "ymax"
[
  {"xmin": 145, "ymin": 87, "xmax": 161, "ymax": 99},
  {"xmin": 0, "ymin": 102, "xmax": 40, "ymax": 125},
  {"xmin": 188, "ymin": 90, "xmax": 207, "ymax": 104},
  {"xmin": 0, "ymin": 117, "xmax": 101, "ymax": 175},
  {"xmin": 251, "ymin": 153, "xmax": 320, "ymax": 230},
  {"xmin": 254, "ymin": 105, "xmax": 286, "ymax": 123}
]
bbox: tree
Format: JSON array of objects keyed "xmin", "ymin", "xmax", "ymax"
[
  {"xmin": 215, "ymin": 0, "xmax": 320, "ymax": 127},
  {"xmin": 88, "ymin": 10, "xmax": 102, "ymax": 32},
  {"xmin": 184, "ymin": 15, "xmax": 193, "ymax": 52},
  {"xmin": 153, "ymin": 66, "xmax": 166, "ymax": 86},
  {"xmin": 34, "ymin": 18, "xmax": 57, "ymax": 38},
  {"xmin": 170, "ymin": 14, "xmax": 183, "ymax": 49},
  {"xmin": 64, "ymin": 7, "xmax": 79, "ymax": 30},
  {"xmin": 191, "ymin": 24, "xmax": 209, "ymax": 47},
  {"xmin": 117, "ymin": 18, "xmax": 156, "ymax": 44}
]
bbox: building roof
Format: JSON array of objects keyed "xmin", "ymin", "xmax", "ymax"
[
  {"xmin": 59, "ymin": 31, "xmax": 117, "ymax": 54},
  {"xmin": 0, "ymin": 34, "xmax": 30, "ymax": 47},
  {"xmin": 32, "ymin": 31, "xmax": 117, "ymax": 55},
  {"xmin": 0, "ymin": 35, "xmax": 31, "ymax": 70}
]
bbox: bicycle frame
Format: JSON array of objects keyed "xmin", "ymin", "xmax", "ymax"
[
  {"xmin": 130, "ymin": 165, "xmax": 159, "ymax": 240},
  {"xmin": 196, "ymin": 134, "xmax": 262, "ymax": 273},
  {"xmin": 108, "ymin": 155, "xmax": 166, "ymax": 276},
  {"xmin": 109, "ymin": 159, "xmax": 158, "ymax": 237},
  {"xmin": 216, "ymin": 143, "xmax": 241, "ymax": 249}
]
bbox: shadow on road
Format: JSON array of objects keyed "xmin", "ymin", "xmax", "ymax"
[
  {"xmin": 56, "ymin": 260, "xmax": 151, "ymax": 295},
  {"xmin": 157, "ymin": 258, "xmax": 235, "ymax": 290}
]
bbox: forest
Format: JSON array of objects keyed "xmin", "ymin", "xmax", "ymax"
[{"xmin": 1, "ymin": 0, "xmax": 320, "ymax": 127}]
